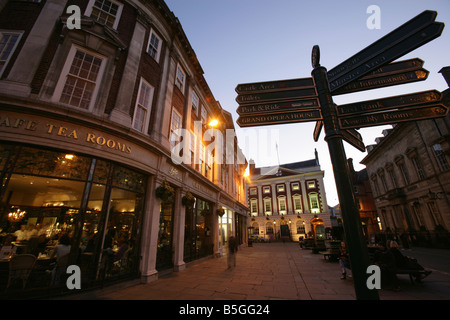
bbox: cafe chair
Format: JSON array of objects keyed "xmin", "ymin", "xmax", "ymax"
[
  {"xmin": 6, "ymin": 254, "xmax": 36, "ymax": 290},
  {"xmin": 50, "ymin": 254, "xmax": 70, "ymax": 286}
]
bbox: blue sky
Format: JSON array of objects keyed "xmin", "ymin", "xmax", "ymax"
[{"xmin": 165, "ymin": 0, "xmax": 450, "ymax": 206}]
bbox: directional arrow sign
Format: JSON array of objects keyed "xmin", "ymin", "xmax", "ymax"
[
  {"xmin": 341, "ymin": 128, "xmax": 365, "ymax": 152},
  {"xmin": 236, "ymin": 88, "xmax": 317, "ymax": 105},
  {"xmin": 313, "ymin": 121, "xmax": 323, "ymax": 142},
  {"xmin": 356, "ymin": 58, "xmax": 424, "ymax": 79},
  {"xmin": 337, "ymin": 90, "xmax": 441, "ymax": 116},
  {"xmin": 237, "ymin": 98, "xmax": 319, "ymax": 115},
  {"xmin": 236, "ymin": 109, "xmax": 322, "ymax": 128},
  {"xmin": 332, "ymin": 68, "xmax": 429, "ymax": 96},
  {"xmin": 235, "ymin": 77, "xmax": 314, "ymax": 94},
  {"xmin": 328, "ymin": 11, "xmax": 443, "ymax": 91},
  {"xmin": 339, "ymin": 104, "xmax": 448, "ymax": 129}
]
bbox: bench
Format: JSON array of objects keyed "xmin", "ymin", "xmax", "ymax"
[
  {"xmin": 319, "ymin": 251, "xmax": 339, "ymax": 262},
  {"xmin": 395, "ymin": 269, "xmax": 432, "ymax": 284}
]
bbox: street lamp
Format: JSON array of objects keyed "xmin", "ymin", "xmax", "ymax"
[{"xmin": 208, "ymin": 119, "xmax": 219, "ymax": 127}]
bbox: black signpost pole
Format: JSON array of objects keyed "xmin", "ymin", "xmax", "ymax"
[{"xmin": 311, "ymin": 49, "xmax": 379, "ymax": 300}]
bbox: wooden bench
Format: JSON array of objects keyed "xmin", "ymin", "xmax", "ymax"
[
  {"xmin": 395, "ymin": 269, "xmax": 432, "ymax": 284},
  {"xmin": 319, "ymin": 251, "xmax": 339, "ymax": 262}
]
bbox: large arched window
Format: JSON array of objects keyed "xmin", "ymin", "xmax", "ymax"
[
  {"xmin": 251, "ymin": 222, "xmax": 259, "ymax": 235},
  {"xmin": 266, "ymin": 221, "xmax": 273, "ymax": 234},
  {"xmin": 296, "ymin": 220, "xmax": 306, "ymax": 234}
]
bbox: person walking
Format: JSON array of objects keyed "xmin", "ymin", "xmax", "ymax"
[{"xmin": 227, "ymin": 235, "xmax": 238, "ymax": 269}]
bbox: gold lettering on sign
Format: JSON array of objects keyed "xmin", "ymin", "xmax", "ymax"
[{"xmin": 0, "ymin": 114, "xmax": 132, "ymax": 154}]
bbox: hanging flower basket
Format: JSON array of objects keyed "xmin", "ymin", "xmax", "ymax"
[
  {"xmin": 155, "ymin": 180, "xmax": 174, "ymax": 201},
  {"xmin": 182, "ymin": 192, "xmax": 195, "ymax": 207},
  {"xmin": 216, "ymin": 207, "xmax": 225, "ymax": 217}
]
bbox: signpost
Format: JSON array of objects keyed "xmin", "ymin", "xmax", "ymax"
[{"xmin": 235, "ymin": 10, "xmax": 447, "ymax": 300}]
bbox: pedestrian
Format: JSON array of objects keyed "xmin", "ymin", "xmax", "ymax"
[
  {"xmin": 227, "ymin": 235, "xmax": 238, "ymax": 269},
  {"xmin": 339, "ymin": 241, "xmax": 350, "ymax": 279}
]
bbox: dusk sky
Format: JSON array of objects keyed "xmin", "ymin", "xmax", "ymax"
[{"xmin": 165, "ymin": 0, "xmax": 450, "ymax": 206}]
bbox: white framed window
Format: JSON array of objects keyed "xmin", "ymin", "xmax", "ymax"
[
  {"xmin": 250, "ymin": 199, "xmax": 258, "ymax": 216},
  {"xmin": 307, "ymin": 181, "xmax": 316, "ymax": 189},
  {"xmin": 191, "ymin": 91, "xmax": 199, "ymax": 116},
  {"xmin": 132, "ymin": 78, "xmax": 154, "ymax": 133},
  {"xmin": 54, "ymin": 45, "xmax": 106, "ymax": 111},
  {"xmin": 309, "ymin": 193, "xmax": 320, "ymax": 214},
  {"xmin": 147, "ymin": 29, "xmax": 162, "ymax": 62},
  {"xmin": 249, "ymin": 187, "xmax": 257, "ymax": 195},
  {"xmin": 85, "ymin": 0, "xmax": 123, "ymax": 29},
  {"xmin": 170, "ymin": 109, "xmax": 182, "ymax": 150},
  {"xmin": 277, "ymin": 184, "xmax": 285, "ymax": 192},
  {"xmin": 291, "ymin": 182, "xmax": 300, "ymax": 191},
  {"xmin": 264, "ymin": 198, "xmax": 272, "ymax": 215},
  {"xmin": 0, "ymin": 31, "xmax": 23, "ymax": 78},
  {"xmin": 175, "ymin": 64, "xmax": 185, "ymax": 92},
  {"xmin": 432, "ymin": 144, "xmax": 450, "ymax": 171},
  {"xmin": 293, "ymin": 194, "xmax": 302, "ymax": 213},
  {"xmin": 201, "ymin": 105, "xmax": 207, "ymax": 124},
  {"xmin": 263, "ymin": 186, "xmax": 271, "ymax": 194},
  {"xmin": 278, "ymin": 196, "xmax": 286, "ymax": 214}
]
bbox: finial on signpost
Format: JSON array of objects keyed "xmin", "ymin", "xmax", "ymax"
[{"xmin": 312, "ymin": 45, "xmax": 320, "ymax": 69}]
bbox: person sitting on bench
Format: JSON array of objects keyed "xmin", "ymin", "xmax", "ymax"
[{"xmin": 389, "ymin": 241, "xmax": 431, "ymax": 281}]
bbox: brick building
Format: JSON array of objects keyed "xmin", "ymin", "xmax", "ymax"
[{"xmin": 0, "ymin": 0, "xmax": 248, "ymax": 297}]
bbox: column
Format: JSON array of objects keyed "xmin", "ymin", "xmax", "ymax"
[
  {"xmin": 1, "ymin": 0, "xmax": 68, "ymax": 96},
  {"xmin": 140, "ymin": 177, "xmax": 160, "ymax": 283},
  {"xmin": 172, "ymin": 188, "xmax": 186, "ymax": 272},
  {"xmin": 109, "ymin": 19, "xmax": 147, "ymax": 126}
]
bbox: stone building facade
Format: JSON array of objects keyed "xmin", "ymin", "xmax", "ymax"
[
  {"xmin": 246, "ymin": 152, "xmax": 331, "ymax": 243},
  {"xmin": 361, "ymin": 90, "xmax": 450, "ymax": 247}
]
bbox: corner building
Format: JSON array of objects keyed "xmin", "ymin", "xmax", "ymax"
[{"xmin": 0, "ymin": 0, "xmax": 248, "ymax": 296}]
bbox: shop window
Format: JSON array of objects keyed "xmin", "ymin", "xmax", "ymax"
[
  {"xmin": 183, "ymin": 197, "xmax": 212, "ymax": 263},
  {"xmin": 0, "ymin": 31, "xmax": 23, "ymax": 78},
  {"xmin": 0, "ymin": 143, "xmax": 146, "ymax": 291}
]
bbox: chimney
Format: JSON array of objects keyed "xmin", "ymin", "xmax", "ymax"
[
  {"xmin": 439, "ymin": 67, "xmax": 450, "ymax": 87},
  {"xmin": 249, "ymin": 159, "xmax": 255, "ymax": 175}
]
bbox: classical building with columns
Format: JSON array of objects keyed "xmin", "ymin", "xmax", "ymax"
[
  {"xmin": 246, "ymin": 151, "xmax": 331, "ymax": 243},
  {"xmin": 0, "ymin": 0, "xmax": 247, "ymax": 296},
  {"xmin": 360, "ymin": 88, "xmax": 450, "ymax": 248}
]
